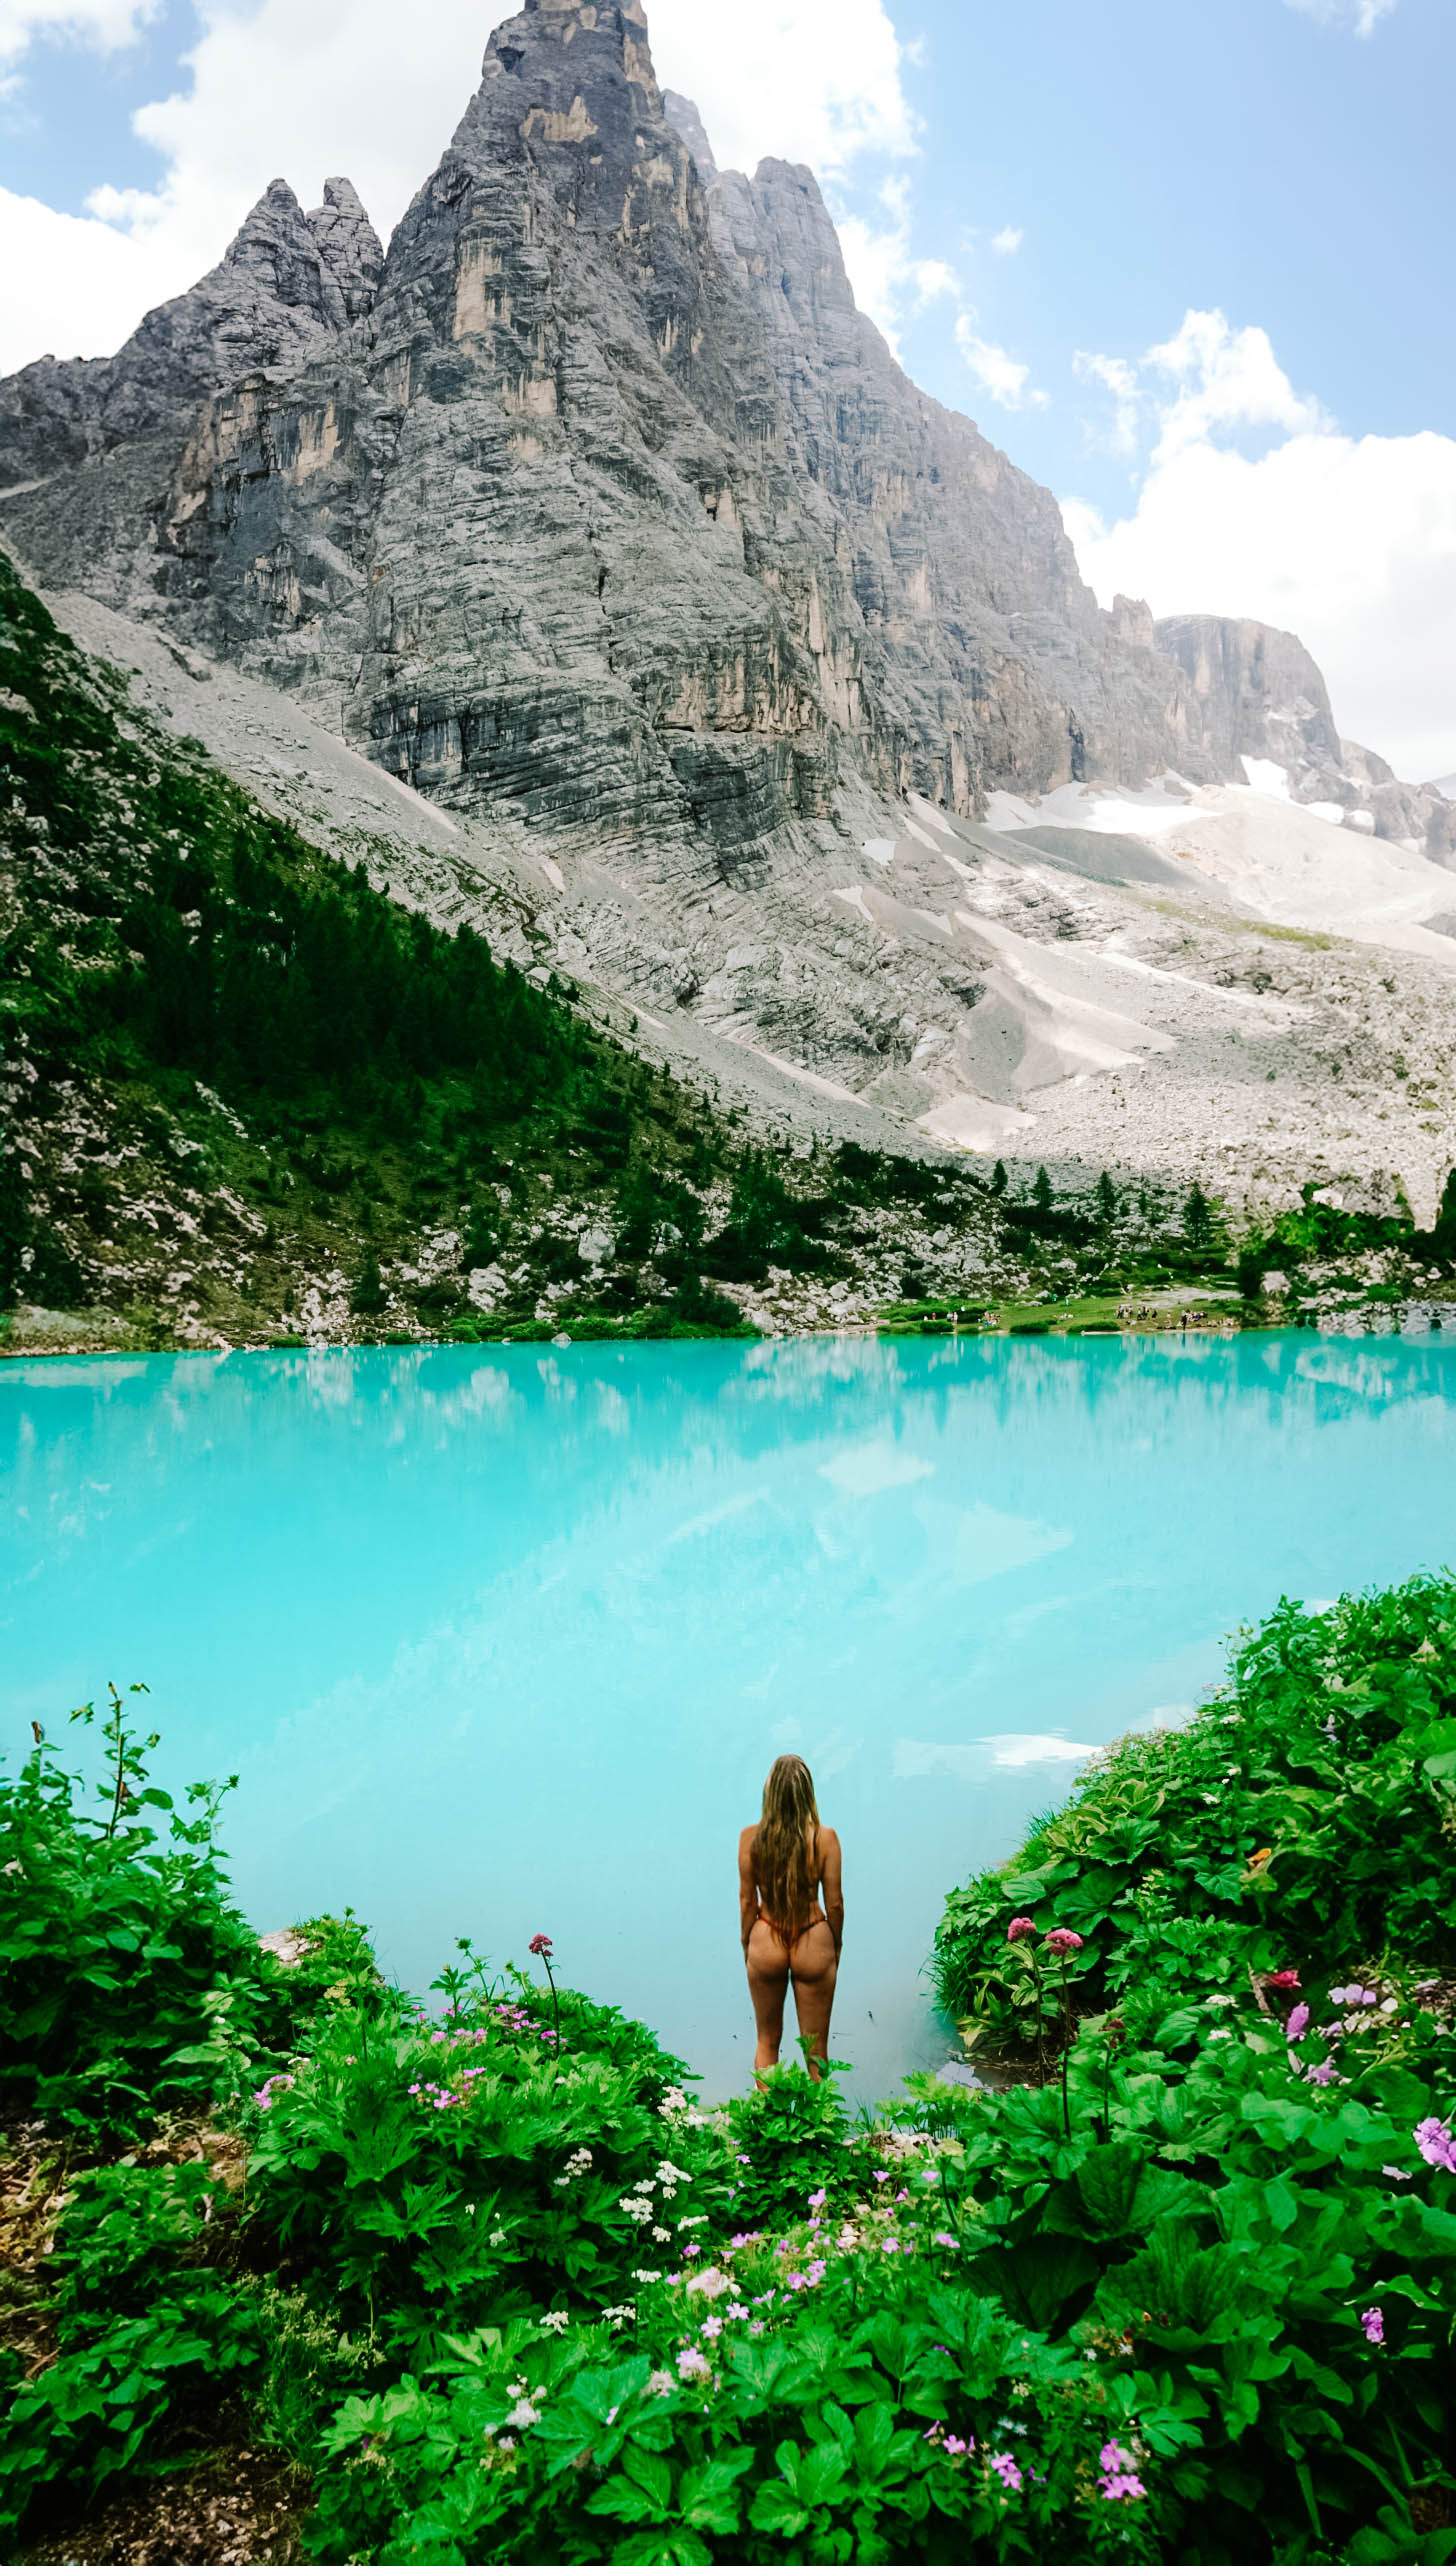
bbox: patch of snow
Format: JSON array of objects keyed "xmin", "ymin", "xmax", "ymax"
[
  {"xmin": 863, "ymin": 838, "xmax": 895, "ymax": 867},
  {"xmin": 1240, "ymin": 757, "xmax": 1292, "ymax": 801}
]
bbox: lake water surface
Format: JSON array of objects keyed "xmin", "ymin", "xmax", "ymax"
[{"xmin": 4, "ymin": 1331, "xmax": 1455, "ymax": 2100}]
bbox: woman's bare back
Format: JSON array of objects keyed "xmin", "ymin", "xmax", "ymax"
[{"xmin": 739, "ymin": 1821, "xmax": 843, "ymax": 2079}]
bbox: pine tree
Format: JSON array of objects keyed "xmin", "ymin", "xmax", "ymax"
[
  {"xmin": 1184, "ymin": 1183, "xmax": 1214, "ymax": 1253},
  {"xmin": 0, "ymin": 1144, "xmax": 29, "ymax": 1311},
  {"xmin": 990, "ymin": 1161, "xmax": 1008, "ymax": 1198},
  {"xmin": 351, "ymin": 1253, "xmax": 387, "ymax": 1316},
  {"xmin": 1096, "ymin": 1171, "xmax": 1117, "ymax": 1228},
  {"xmin": 1033, "ymin": 1166, "xmax": 1054, "ymax": 1215}
]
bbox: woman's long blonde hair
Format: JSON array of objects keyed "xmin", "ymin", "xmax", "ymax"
[{"xmin": 755, "ymin": 1755, "xmax": 820, "ymax": 1944}]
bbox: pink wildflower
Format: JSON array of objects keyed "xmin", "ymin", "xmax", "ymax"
[
  {"xmin": 990, "ymin": 2453, "xmax": 1023, "ymax": 2494},
  {"xmin": 1285, "ymin": 2003, "xmax": 1311, "ymax": 2040},
  {"xmin": 1006, "ymin": 1917, "xmax": 1038, "ymax": 1944},
  {"xmin": 1043, "ymin": 1929, "xmax": 1084, "ymax": 1956},
  {"xmin": 676, "ymin": 2347, "xmax": 711, "ymax": 2381},
  {"xmin": 1360, "ymin": 2307, "xmax": 1385, "ymax": 2346},
  {"xmin": 528, "ymin": 1933, "xmax": 553, "ymax": 1959},
  {"xmin": 1266, "ymin": 1971, "xmax": 1301, "ymax": 1991},
  {"xmin": 1415, "ymin": 2118, "xmax": 1456, "ymax": 2173}
]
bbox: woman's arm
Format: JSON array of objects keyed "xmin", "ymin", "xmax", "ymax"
[
  {"xmin": 821, "ymin": 1827, "xmax": 844, "ymax": 1957},
  {"xmin": 738, "ymin": 1827, "xmax": 759, "ymax": 1953}
]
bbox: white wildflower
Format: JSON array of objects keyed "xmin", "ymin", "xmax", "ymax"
[
  {"xmin": 647, "ymin": 2369, "xmax": 675, "ymax": 2397},
  {"xmin": 652, "ymin": 2225, "xmax": 672, "ymax": 2242},
  {"xmin": 633, "ymin": 2268, "xmax": 665, "ymax": 2285},
  {"xmin": 506, "ymin": 2399, "xmax": 540, "ymax": 2430},
  {"xmin": 685, "ymin": 2264, "xmax": 732, "ymax": 2301},
  {"xmin": 539, "ymin": 2311, "xmax": 570, "ymax": 2334}
]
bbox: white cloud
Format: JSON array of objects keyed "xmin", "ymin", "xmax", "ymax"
[
  {"xmin": 990, "ymin": 225, "xmax": 1023, "ymax": 256},
  {"xmin": 1074, "ymin": 349, "xmax": 1141, "ymax": 455},
  {"xmin": 1064, "ymin": 308, "xmax": 1456, "ymax": 783},
  {"xmin": 0, "ymin": 0, "xmax": 915, "ymax": 372},
  {"xmin": 1284, "ymin": 0, "xmax": 1397, "ymax": 32},
  {"xmin": 955, "ymin": 312, "xmax": 1046, "ymax": 413},
  {"xmin": 0, "ymin": 0, "xmax": 157, "ymax": 82},
  {"xmin": 837, "ymin": 174, "xmax": 961, "ymax": 357}
]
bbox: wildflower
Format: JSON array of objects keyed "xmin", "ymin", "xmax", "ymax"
[
  {"xmin": 1382, "ymin": 2166, "xmax": 1414, "ymax": 2183},
  {"xmin": 528, "ymin": 1933, "xmax": 553, "ymax": 1958},
  {"xmin": 652, "ymin": 2225, "xmax": 672, "ymax": 2242},
  {"xmin": 489, "ymin": 2228, "xmax": 506, "ymax": 2245},
  {"xmin": 1006, "ymin": 1917, "xmax": 1038, "ymax": 1943},
  {"xmin": 686, "ymin": 2265, "xmax": 730, "ymax": 2299},
  {"xmin": 633, "ymin": 2269, "xmax": 665, "ymax": 2285},
  {"xmin": 677, "ymin": 2347, "xmax": 711, "ymax": 2381},
  {"xmin": 1266, "ymin": 1971, "xmax": 1301, "ymax": 1990},
  {"xmin": 506, "ymin": 2399, "xmax": 540, "ymax": 2430},
  {"xmin": 1043, "ymin": 1929, "xmax": 1084, "ymax": 1956},
  {"xmin": 1205, "ymin": 1993, "xmax": 1237, "ymax": 2009},
  {"xmin": 873, "ymin": 2170, "xmax": 891, "ymax": 2185},
  {"xmin": 539, "ymin": 2311, "xmax": 570, "ymax": 2333},
  {"xmin": 646, "ymin": 2370, "xmax": 675, "ymax": 2397},
  {"xmin": 727, "ymin": 2302, "xmax": 749, "ymax": 2321},
  {"xmin": 659, "ymin": 2086, "xmax": 690, "ymax": 2115},
  {"xmin": 603, "ymin": 2307, "xmax": 634, "ymax": 2330},
  {"xmin": 806, "ymin": 2260, "xmax": 827, "ymax": 2285},
  {"xmin": 1304, "ymin": 2059, "xmax": 1337, "ymax": 2087},
  {"xmin": 1361, "ymin": 2307, "xmax": 1385, "ymax": 2346},
  {"xmin": 1098, "ymin": 2440, "xmax": 1146, "ymax": 2501},
  {"xmin": 2, "ymin": 1861, "xmax": 22, "ymax": 1878},
  {"xmin": 564, "ymin": 2147, "xmax": 593, "ymax": 2177},
  {"xmin": 1207, "ymin": 2030, "xmax": 1232, "ymax": 2044},
  {"xmin": 808, "ymin": 2187, "xmax": 827, "ymax": 2211},
  {"xmin": 990, "ymin": 2453, "xmax": 1024, "ymax": 2494},
  {"xmin": 1285, "ymin": 2003, "xmax": 1311, "ymax": 2041},
  {"xmin": 785, "ymin": 2272, "xmax": 808, "ymax": 2290},
  {"xmin": 498, "ymin": 2434, "xmax": 517, "ymax": 2455},
  {"xmin": 701, "ymin": 2315, "xmax": 724, "ymax": 2339},
  {"xmin": 934, "ymin": 2231, "xmax": 960, "ymax": 2249},
  {"xmin": 1415, "ymin": 2118, "xmax": 1456, "ymax": 2174}
]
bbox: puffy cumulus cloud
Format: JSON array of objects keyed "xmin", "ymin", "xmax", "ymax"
[
  {"xmin": 955, "ymin": 312, "xmax": 1046, "ymax": 414},
  {"xmin": 990, "ymin": 225, "xmax": 1023, "ymax": 256},
  {"xmin": 836, "ymin": 176, "xmax": 960, "ymax": 358},
  {"xmin": 0, "ymin": 0, "xmax": 915, "ymax": 372},
  {"xmin": 1063, "ymin": 310, "xmax": 1456, "ymax": 784},
  {"xmin": 1284, "ymin": 0, "xmax": 1398, "ymax": 33}
]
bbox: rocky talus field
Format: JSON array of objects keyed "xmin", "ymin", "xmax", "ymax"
[{"xmin": 3, "ymin": 0, "xmax": 1456, "ymax": 1348}]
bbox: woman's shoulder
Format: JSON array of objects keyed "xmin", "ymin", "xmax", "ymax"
[
  {"xmin": 739, "ymin": 1822, "xmax": 759, "ymax": 1852},
  {"xmin": 816, "ymin": 1823, "xmax": 841, "ymax": 1857}
]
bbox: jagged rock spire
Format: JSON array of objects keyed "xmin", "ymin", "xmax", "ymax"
[
  {"xmin": 307, "ymin": 177, "xmax": 385, "ymax": 324},
  {"xmin": 662, "ymin": 91, "xmax": 718, "ymax": 182}
]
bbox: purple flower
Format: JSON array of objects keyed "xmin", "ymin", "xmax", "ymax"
[
  {"xmin": 1100, "ymin": 2472, "xmax": 1148, "ymax": 2502},
  {"xmin": 528, "ymin": 1933, "xmax": 553, "ymax": 1959},
  {"xmin": 990, "ymin": 2453, "xmax": 1024, "ymax": 2494},
  {"xmin": 1360, "ymin": 2307, "xmax": 1385, "ymax": 2346},
  {"xmin": 934, "ymin": 2231, "xmax": 959, "ymax": 2249},
  {"xmin": 676, "ymin": 2347, "xmax": 711, "ymax": 2381},
  {"xmin": 1100, "ymin": 2441, "xmax": 1137, "ymax": 2474},
  {"xmin": 1304, "ymin": 2059, "xmax": 1337, "ymax": 2087},
  {"xmin": 1415, "ymin": 2118, "xmax": 1456, "ymax": 2174},
  {"xmin": 807, "ymin": 2188, "xmax": 827, "ymax": 2211},
  {"xmin": 1043, "ymin": 1928, "xmax": 1084, "ymax": 1956},
  {"xmin": 1006, "ymin": 1916, "xmax": 1038, "ymax": 1944},
  {"xmin": 1285, "ymin": 2003, "xmax": 1311, "ymax": 2041}
]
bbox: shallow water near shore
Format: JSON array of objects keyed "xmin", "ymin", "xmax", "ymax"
[{"xmin": 4, "ymin": 1330, "xmax": 1455, "ymax": 2102}]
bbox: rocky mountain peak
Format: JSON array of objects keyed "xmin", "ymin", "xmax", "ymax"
[
  {"xmin": 306, "ymin": 176, "xmax": 385, "ymax": 324},
  {"xmin": 468, "ymin": 0, "xmax": 665, "ymax": 153},
  {"xmin": 662, "ymin": 90, "xmax": 718, "ymax": 181}
]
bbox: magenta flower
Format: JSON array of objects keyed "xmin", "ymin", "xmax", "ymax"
[
  {"xmin": 1043, "ymin": 1928, "xmax": 1084, "ymax": 1956},
  {"xmin": 990, "ymin": 2453, "xmax": 1024, "ymax": 2494},
  {"xmin": 1415, "ymin": 2117, "xmax": 1456, "ymax": 2174},
  {"xmin": 528, "ymin": 1933, "xmax": 553, "ymax": 1958},
  {"xmin": 1266, "ymin": 1970, "xmax": 1301, "ymax": 1991},
  {"xmin": 1100, "ymin": 2471, "xmax": 1148, "ymax": 2502},
  {"xmin": 1006, "ymin": 1916, "xmax": 1038, "ymax": 1944},
  {"xmin": 1360, "ymin": 2307, "xmax": 1385, "ymax": 2346}
]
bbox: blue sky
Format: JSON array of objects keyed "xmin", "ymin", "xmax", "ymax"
[{"xmin": 1, "ymin": 0, "xmax": 1453, "ymax": 774}]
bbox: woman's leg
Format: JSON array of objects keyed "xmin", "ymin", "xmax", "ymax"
[
  {"xmin": 789, "ymin": 1919, "xmax": 839, "ymax": 2080},
  {"xmin": 745, "ymin": 1921, "xmax": 790, "ymax": 2077}
]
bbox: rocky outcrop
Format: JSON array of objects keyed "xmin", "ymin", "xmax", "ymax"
[
  {"xmin": 1153, "ymin": 610, "xmax": 1453, "ymax": 853},
  {"xmin": 1154, "ymin": 614, "xmax": 1345, "ymax": 789},
  {"xmin": 0, "ymin": 177, "xmax": 380, "ymax": 491}
]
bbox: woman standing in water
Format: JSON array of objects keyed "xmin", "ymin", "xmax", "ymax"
[{"xmin": 740, "ymin": 1755, "xmax": 843, "ymax": 2080}]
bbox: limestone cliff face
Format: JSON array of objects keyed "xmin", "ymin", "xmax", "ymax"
[
  {"xmin": 1155, "ymin": 612, "xmax": 1453, "ymax": 851},
  {"xmin": 0, "ymin": 180, "xmax": 384, "ymax": 493},
  {"xmin": 0, "ymin": 0, "xmax": 1218, "ymax": 867}
]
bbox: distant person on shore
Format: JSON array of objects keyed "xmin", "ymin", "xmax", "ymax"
[{"xmin": 739, "ymin": 1755, "xmax": 843, "ymax": 2082}]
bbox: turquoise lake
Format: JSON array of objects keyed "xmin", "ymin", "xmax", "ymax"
[{"xmin": 4, "ymin": 1331, "xmax": 1455, "ymax": 2102}]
